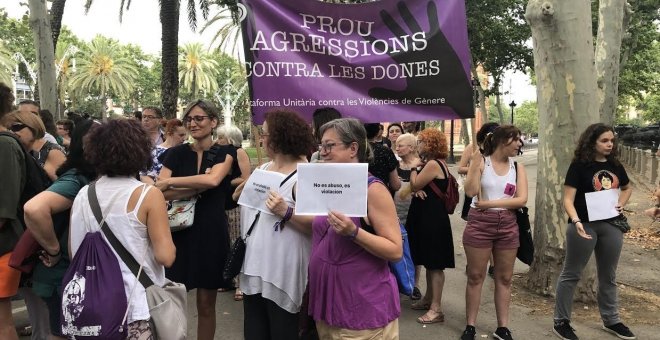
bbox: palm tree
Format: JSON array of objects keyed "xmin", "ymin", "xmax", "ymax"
[
  {"xmin": 179, "ymin": 43, "xmax": 219, "ymax": 99},
  {"xmin": 0, "ymin": 41, "xmax": 16, "ymax": 86},
  {"xmin": 68, "ymin": 36, "xmax": 138, "ymax": 117},
  {"xmin": 201, "ymin": 5, "xmax": 242, "ymax": 58},
  {"xmin": 84, "ymin": 0, "xmax": 210, "ymax": 118}
]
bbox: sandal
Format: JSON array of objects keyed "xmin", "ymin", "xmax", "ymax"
[
  {"xmin": 234, "ymin": 290, "xmax": 244, "ymax": 301},
  {"xmin": 416, "ymin": 310, "xmax": 445, "ymax": 324},
  {"xmin": 411, "ymin": 300, "xmax": 431, "ymax": 310}
]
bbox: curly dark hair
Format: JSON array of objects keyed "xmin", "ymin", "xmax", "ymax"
[
  {"xmin": 264, "ymin": 109, "xmax": 315, "ymax": 157},
  {"xmin": 482, "ymin": 125, "xmax": 521, "ymax": 156},
  {"xmin": 476, "ymin": 122, "xmax": 500, "ymax": 147},
  {"xmin": 0, "ymin": 82, "xmax": 14, "ymax": 118},
  {"xmin": 57, "ymin": 119, "xmax": 97, "ymax": 179},
  {"xmin": 418, "ymin": 128, "xmax": 448, "ymax": 160},
  {"xmin": 573, "ymin": 123, "xmax": 619, "ymax": 166},
  {"xmin": 84, "ymin": 119, "xmax": 153, "ymax": 177}
]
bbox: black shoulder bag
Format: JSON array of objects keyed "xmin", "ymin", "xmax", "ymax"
[
  {"xmin": 222, "ymin": 169, "xmax": 298, "ymax": 281},
  {"xmin": 514, "ymin": 161, "xmax": 534, "ymax": 266}
]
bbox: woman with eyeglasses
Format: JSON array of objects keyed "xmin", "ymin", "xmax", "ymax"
[
  {"xmin": 307, "ymin": 118, "xmax": 402, "ymax": 339},
  {"xmin": 155, "ymin": 100, "xmax": 234, "ymax": 340},
  {"xmin": 140, "ymin": 118, "xmax": 187, "ymax": 184}
]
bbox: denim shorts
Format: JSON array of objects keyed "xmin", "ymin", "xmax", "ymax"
[{"xmin": 463, "ymin": 208, "xmax": 519, "ymax": 249}]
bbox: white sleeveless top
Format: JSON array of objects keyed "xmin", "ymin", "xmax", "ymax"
[
  {"xmin": 70, "ymin": 176, "xmax": 166, "ymax": 323},
  {"xmin": 471, "ymin": 156, "xmax": 517, "ymax": 210},
  {"xmin": 239, "ymin": 162, "xmax": 312, "ymax": 313}
]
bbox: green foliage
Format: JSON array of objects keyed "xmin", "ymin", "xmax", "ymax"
[
  {"xmin": 0, "ymin": 40, "xmax": 15, "ymax": 85},
  {"xmin": 640, "ymin": 94, "xmax": 660, "ymax": 123},
  {"xmin": 179, "ymin": 43, "xmax": 219, "ymax": 99},
  {"xmin": 467, "ymin": 0, "xmax": 533, "ymax": 95},
  {"xmin": 0, "ymin": 9, "xmax": 35, "ymax": 84},
  {"xmin": 69, "ymin": 35, "xmax": 139, "ymax": 106},
  {"xmin": 617, "ymin": 0, "xmax": 660, "ymax": 101},
  {"xmin": 513, "ymin": 101, "xmax": 539, "ymax": 136},
  {"xmin": 70, "ymin": 97, "xmax": 104, "ymax": 118}
]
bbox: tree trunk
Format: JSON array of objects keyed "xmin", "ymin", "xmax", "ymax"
[
  {"xmin": 50, "ymin": 0, "xmax": 67, "ymax": 50},
  {"xmin": 595, "ymin": 0, "xmax": 626, "ymax": 125},
  {"xmin": 470, "ymin": 64, "xmax": 488, "ymax": 124},
  {"xmin": 28, "ymin": 0, "xmax": 58, "ymax": 114},
  {"xmin": 460, "ymin": 119, "xmax": 470, "ymax": 145},
  {"xmin": 161, "ymin": 0, "xmax": 180, "ymax": 119},
  {"xmin": 524, "ymin": 0, "xmax": 599, "ymax": 301}
]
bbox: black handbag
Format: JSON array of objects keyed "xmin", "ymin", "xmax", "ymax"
[
  {"xmin": 222, "ymin": 169, "xmax": 298, "ymax": 281},
  {"xmin": 515, "ymin": 207, "xmax": 534, "ymax": 265},
  {"xmin": 222, "ymin": 212, "xmax": 260, "ymax": 281},
  {"xmin": 605, "ymin": 214, "xmax": 631, "ymax": 233},
  {"xmin": 514, "ymin": 162, "xmax": 534, "ymax": 265}
]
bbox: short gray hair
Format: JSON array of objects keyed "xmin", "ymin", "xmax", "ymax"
[
  {"xmin": 216, "ymin": 125, "xmax": 243, "ymax": 147},
  {"xmin": 318, "ymin": 118, "xmax": 373, "ymax": 163}
]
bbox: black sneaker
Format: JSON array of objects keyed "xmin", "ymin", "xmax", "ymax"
[
  {"xmin": 493, "ymin": 327, "xmax": 514, "ymax": 340},
  {"xmin": 602, "ymin": 323, "xmax": 636, "ymax": 339},
  {"xmin": 553, "ymin": 320, "xmax": 578, "ymax": 340},
  {"xmin": 488, "ymin": 265, "xmax": 495, "ymax": 279},
  {"xmin": 411, "ymin": 287, "xmax": 422, "ymax": 300},
  {"xmin": 460, "ymin": 325, "xmax": 476, "ymax": 340}
]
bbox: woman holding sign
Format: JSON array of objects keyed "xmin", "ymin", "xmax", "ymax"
[
  {"xmin": 238, "ymin": 110, "xmax": 316, "ymax": 340},
  {"xmin": 463, "ymin": 125, "xmax": 527, "ymax": 340},
  {"xmin": 552, "ymin": 123, "xmax": 635, "ymax": 340},
  {"xmin": 308, "ymin": 118, "xmax": 402, "ymax": 339}
]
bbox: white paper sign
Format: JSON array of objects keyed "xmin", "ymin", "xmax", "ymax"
[
  {"xmin": 237, "ymin": 169, "xmax": 286, "ymax": 215},
  {"xmin": 585, "ymin": 189, "xmax": 620, "ymax": 221},
  {"xmin": 295, "ymin": 163, "xmax": 368, "ymax": 217}
]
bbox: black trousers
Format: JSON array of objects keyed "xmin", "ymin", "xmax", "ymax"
[{"xmin": 243, "ymin": 293, "xmax": 300, "ymax": 340}]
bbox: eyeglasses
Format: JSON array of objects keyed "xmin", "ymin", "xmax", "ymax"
[
  {"xmin": 142, "ymin": 115, "xmax": 161, "ymax": 120},
  {"xmin": 183, "ymin": 115, "xmax": 211, "ymax": 124},
  {"xmin": 318, "ymin": 142, "xmax": 345, "ymax": 153},
  {"xmin": 9, "ymin": 123, "xmax": 29, "ymax": 132}
]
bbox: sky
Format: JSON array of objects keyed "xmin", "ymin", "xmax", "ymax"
[{"xmin": 3, "ymin": 0, "xmax": 537, "ymax": 105}]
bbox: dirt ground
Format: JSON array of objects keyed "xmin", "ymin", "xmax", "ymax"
[{"xmin": 510, "ymin": 179, "xmax": 660, "ymax": 325}]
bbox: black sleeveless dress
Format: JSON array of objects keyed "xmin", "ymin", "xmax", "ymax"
[
  {"xmin": 162, "ymin": 143, "xmax": 235, "ymax": 289},
  {"xmin": 405, "ymin": 175, "xmax": 455, "ymax": 270}
]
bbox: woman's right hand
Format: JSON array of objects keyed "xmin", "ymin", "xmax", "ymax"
[
  {"xmin": 575, "ymin": 222, "xmax": 592, "ymax": 240},
  {"xmin": 232, "ymin": 181, "xmax": 246, "ymax": 202}
]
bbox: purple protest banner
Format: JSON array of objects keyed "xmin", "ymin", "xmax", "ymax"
[{"xmin": 239, "ymin": 0, "xmax": 473, "ymax": 124}]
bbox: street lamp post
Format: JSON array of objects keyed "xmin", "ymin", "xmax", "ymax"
[{"xmin": 509, "ymin": 100, "xmax": 517, "ymax": 125}]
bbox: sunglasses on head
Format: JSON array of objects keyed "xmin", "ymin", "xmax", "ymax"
[{"xmin": 9, "ymin": 123, "xmax": 29, "ymax": 132}]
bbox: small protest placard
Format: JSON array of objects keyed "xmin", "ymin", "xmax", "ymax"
[
  {"xmin": 237, "ymin": 169, "xmax": 286, "ymax": 215},
  {"xmin": 585, "ymin": 189, "xmax": 620, "ymax": 221},
  {"xmin": 295, "ymin": 163, "xmax": 368, "ymax": 217}
]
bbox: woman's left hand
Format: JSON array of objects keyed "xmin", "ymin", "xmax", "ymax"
[
  {"xmin": 266, "ymin": 190, "xmax": 288, "ymax": 217},
  {"xmin": 327, "ymin": 210, "xmax": 357, "ymax": 237},
  {"xmin": 615, "ymin": 203, "xmax": 624, "ymax": 214}
]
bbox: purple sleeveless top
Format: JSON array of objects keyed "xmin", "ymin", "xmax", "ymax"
[{"xmin": 308, "ymin": 215, "xmax": 400, "ymax": 329}]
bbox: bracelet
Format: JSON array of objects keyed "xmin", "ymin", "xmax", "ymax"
[
  {"xmin": 46, "ymin": 248, "xmax": 62, "ymax": 257},
  {"xmin": 273, "ymin": 206, "xmax": 294, "ymax": 232},
  {"xmin": 571, "ymin": 218, "xmax": 581, "ymax": 224},
  {"xmin": 348, "ymin": 224, "xmax": 360, "ymax": 240}
]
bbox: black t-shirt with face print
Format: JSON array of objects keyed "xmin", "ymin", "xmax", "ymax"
[{"xmin": 564, "ymin": 160, "xmax": 629, "ymax": 223}]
